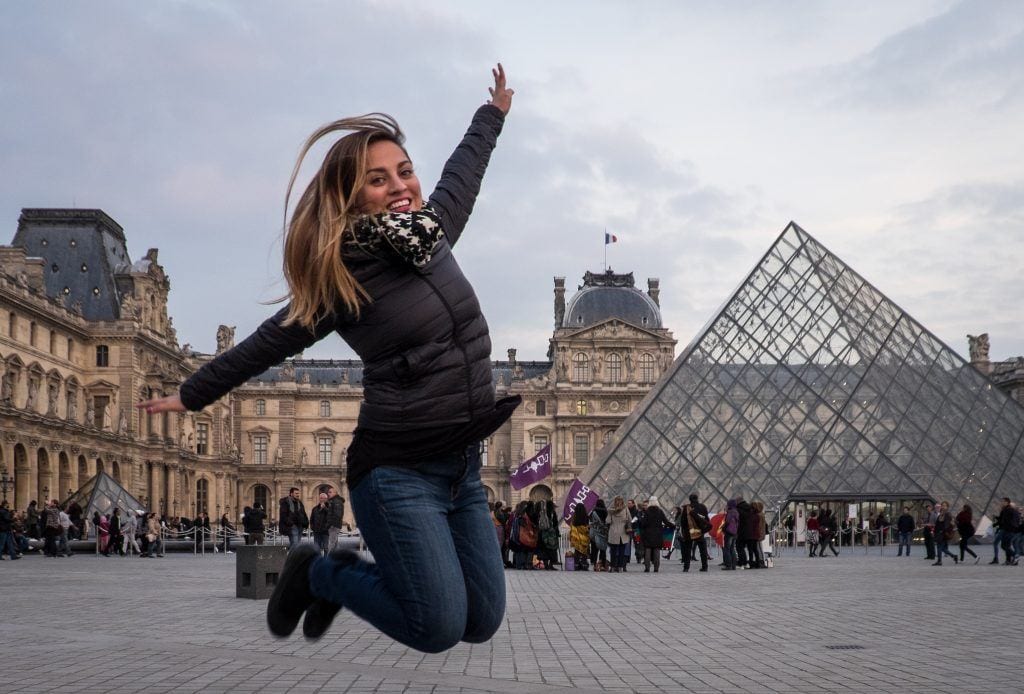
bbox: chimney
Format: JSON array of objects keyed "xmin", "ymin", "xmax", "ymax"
[
  {"xmin": 554, "ymin": 277, "xmax": 566, "ymax": 327},
  {"xmin": 647, "ymin": 278, "xmax": 660, "ymax": 307}
]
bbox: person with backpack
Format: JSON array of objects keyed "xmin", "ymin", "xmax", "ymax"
[
  {"xmin": 536, "ymin": 500, "xmax": 559, "ymax": 571},
  {"xmin": 638, "ymin": 496, "xmax": 674, "ymax": 573},
  {"xmin": 684, "ymin": 493, "xmax": 711, "ymax": 572},
  {"xmin": 588, "ymin": 499, "xmax": 609, "ymax": 571}
]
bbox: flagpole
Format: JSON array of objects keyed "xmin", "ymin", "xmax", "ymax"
[{"xmin": 604, "ymin": 228, "xmax": 607, "ymax": 271}]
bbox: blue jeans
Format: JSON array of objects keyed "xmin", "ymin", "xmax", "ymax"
[
  {"xmin": 993, "ymin": 529, "xmax": 1003, "ymax": 560},
  {"xmin": 724, "ymin": 534, "xmax": 737, "ymax": 568},
  {"xmin": 308, "ymin": 445, "xmax": 504, "ymax": 653},
  {"xmin": 288, "ymin": 526, "xmax": 302, "ymax": 550},
  {"xmin": 898, "ymin": 531, "xmax": 911, "ymax": 555},
  {"xmin": 0, "ymin": 531, "xmax": 17, "ymax": 559}
]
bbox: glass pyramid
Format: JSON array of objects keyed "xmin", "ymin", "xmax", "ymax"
[
  {"xmin": 582, "ymin": 222, "xmax": 1024, "ymax": 518},
  {"xmin": 63, "ymin": 471, "xmax": 148, "ymax": 533}
]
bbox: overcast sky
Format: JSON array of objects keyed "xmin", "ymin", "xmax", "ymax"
[{"xmin": 2, "ymin": 1, "xmax": 1022, "ymax": 364}]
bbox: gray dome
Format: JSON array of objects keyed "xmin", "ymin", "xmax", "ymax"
[{"xmin": 563, "ymin": 284, "xmax": 662, "ymax": 329}]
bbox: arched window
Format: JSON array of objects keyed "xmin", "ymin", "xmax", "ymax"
[
  {"xmin": 320, "ymin": 400, "xmax": 331, "ymax": 417},
  {"xmin": 196, "ymin": 478, "xmax": 209, "ymax": 514},
  {"xmin": 255, "ymin": 399, "xmax": 266, "ymax": 416},
  {"xmin": 607, "ymin": 353, "xmax": 622, "ymax": 383},
  {"xmin": 535, "ymin": 400, "xmax": 546, "ymax": 416},
  {"xmin": 572, "ymin": 353, "xmax": 589, "ymax": 382},
  {"xmin": 576, "ymin": 399, "xmax": 588, "ymax": 415},
  {"xmin": 639, "ymin": 353, "xmax": 656, "ymax": 383}
]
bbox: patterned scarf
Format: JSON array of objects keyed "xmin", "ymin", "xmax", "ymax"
[{"xmin": 345, "ymin": 205, "xmax": 444, "ymax": 268}]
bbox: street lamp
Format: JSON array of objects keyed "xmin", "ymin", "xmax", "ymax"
[{"xmin": 0, "ymin": 469, "xmax": 12, "ymax": 503}]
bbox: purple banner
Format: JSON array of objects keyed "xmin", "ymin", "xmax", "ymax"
[
  {"xmin": 509, "ymin": 445, "xmax": 552, "ymax": 491},
  {"xmin": 561, "ymin": 477, "xmax": 599, "ymax": 522}
]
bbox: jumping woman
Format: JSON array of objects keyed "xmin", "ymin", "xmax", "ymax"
[{"xmin": 138, "ymin": 65, "xmax": 517, "ymax": 652}]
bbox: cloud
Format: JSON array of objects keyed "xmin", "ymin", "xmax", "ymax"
[{"xmin": 793, "ymin": 1, "xmax": 1024, "ymax": 110}]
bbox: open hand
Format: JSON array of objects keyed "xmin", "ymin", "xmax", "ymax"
[
  {"xmin": 488, "ymin": 62, "xmax": 514, "ymax": 115},
  {"xmin": 136, "ymin": 392, "xmax": 186, "ymax": 414}
]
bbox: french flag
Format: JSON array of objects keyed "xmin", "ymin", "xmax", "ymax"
[{"xmin": 604, "ymin": 232, "xmax": 618, "ymax": 244}]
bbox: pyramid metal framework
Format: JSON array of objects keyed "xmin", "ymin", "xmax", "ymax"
[{"xmin": 581, "ymin": 223, "xmax": 1024, "ymax": 517}]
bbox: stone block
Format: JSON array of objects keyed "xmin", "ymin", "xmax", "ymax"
[{"xmin": 235, "ymin": 544, "xmax": 288, "ymax": 599}]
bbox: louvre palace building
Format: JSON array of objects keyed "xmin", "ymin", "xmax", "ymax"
[
  {"xmin": 1, "ymin": 209, "xmax": 1021, "ymax": 526},
  {"xmin": 0, "ymin": 208, "xmax": 678, "ymax": 524}
]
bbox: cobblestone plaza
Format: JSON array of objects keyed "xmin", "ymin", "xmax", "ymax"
[{"xmin": 1, "ymin": 549, "xmax": 1020, "ymax": 693}]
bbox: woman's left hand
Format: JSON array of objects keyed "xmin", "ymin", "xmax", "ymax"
[{"xmin": 488, "ymin": 62, "xmax": 514, "ymax": 114}]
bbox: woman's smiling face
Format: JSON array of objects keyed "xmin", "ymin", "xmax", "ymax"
[{"xmin": 355, "ymin": 140, "xmax": 423, "ymax": 215}]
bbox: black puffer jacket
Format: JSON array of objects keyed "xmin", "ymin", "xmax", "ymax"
[{"xmin": 179, "ymin": 105, "xmax": 505, "ymax": 431}]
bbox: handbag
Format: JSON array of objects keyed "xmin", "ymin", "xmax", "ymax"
[{"xmin": 688, "ymin": 527, "xmax": 702, "ymax": 540}]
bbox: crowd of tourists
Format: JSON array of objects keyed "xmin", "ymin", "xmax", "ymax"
[{"xmin": 492, "ymin": 493, "xmax": 772, "ymax": 573}]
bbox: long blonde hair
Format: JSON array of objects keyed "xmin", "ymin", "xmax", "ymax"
[{"xmin": 281, "ymin": 113, "xmax": 407, "ymax": 328}]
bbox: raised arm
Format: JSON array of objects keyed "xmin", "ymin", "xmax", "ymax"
[
  {"xmin": 428, "ymin": 63, "xmax": 514, "ymax": 245},
  {"xmin": 137, "ymin": 306, "xmax": 337, "ymax": 414}
]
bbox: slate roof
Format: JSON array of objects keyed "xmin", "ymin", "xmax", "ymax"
[
  {"xmin": 563, "ymin": 271, "xmax": 662, "ymax": 330},
  {"xmin": 244, "ymin": 358, "xmax": 553, "ymax": 387},
  {"xmin": 13, "ymin": 209, "xmax": 131, "ymax": 321}
]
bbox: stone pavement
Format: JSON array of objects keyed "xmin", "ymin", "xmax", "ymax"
[{"xmin": 0, "ymin": 544, "xmax": 1020, "ymax": 693}]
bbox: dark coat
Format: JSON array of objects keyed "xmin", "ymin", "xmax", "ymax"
[
  {"xmin": 309, "ymin": 504, "xmax": 331, "ymax": 534},
  {"xmin": 244, "ymin": 508, "xmax": 266, "ymax": 533},
  {"xmin": 178, "ymin": 106, "xmax": 507, "ymax": 434},
  {"xmin": 327, "ymin": 496, "xmax": 344, "ymax": 528},
  {"xmin": 736, "ymin": 501, "xmax": 753, "ymax": 541},
  {"xmin": 897, "ymin": 513, "xmax": 915, "ymax": 533},
  {"xmin": 638, "ymin": 506, "xmax": 674, "ymax": 547},
  {"xmin": 279, "ymin": 497, "xmax": 308, "ymax": 532}
]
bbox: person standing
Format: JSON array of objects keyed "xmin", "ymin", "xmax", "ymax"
[
  {"xmin": 325, "ymin": 486, "xmax": 346, "ymax": 552},
  {"xmin": 680, "ymin": 503, "xmax": 708, "ymax": 572},
  {"xmin": 220, "ymin": 513, "xmax": 236, "ymax": 554},
  {"xmin": 639, "ymin": 496, "xmax": 673, "ymax": 573},
  {"xmin": 143, "ymin": 513, "xmax": 164, "ymax": 557},
  {"xmin": 606, "ymin": 496, "xmax": 632, "ymax": 573},
  {"xmin": 896, "ymin": 507, "xmax": 914, "ymax": 557},
  {"xmin": 310, "ymin": 493, "xmax": 331, "ymax": 556},
  {"xmin": 955, "ymin": 504, "xmax": 979, "ymax": 564},
  {"xmin": 536, "ymin": 500, "xmax": 560, "ymax": 571},
  {"xmin": 627, "ymin": 499, "xmax": 642, "ymax": 565},
  {"xmin": 932, "ymin": 501, "xmax": 959, "ymax": 565},
  {"xmin": 491, "ymin": 501, "xmax": 509, "ymax": 567},
  {"xmin": 0, "ymin": 501, "xmax": 20, "ymax": 560},
  {"xmin": 568, "ymin": 503, "xmax": 589, "ymax": 571},
  {"xmin": 57, "ymin": 505, "xmax": 73, "ymax": 557},
  {"xmin": 249, "ymin": 503, "xmax": 267, "ymax": 545},
  {"xmin": 722, "ymin": 499, "xmax": 739, "ymax": 570},
  {"xmin": 588, "ymin": 498, "xmax": 609, "ymax": 571},
  {"xmin": 42, "ymin": 500, "xmax": 61, "ymax": 558},
  {"xmin": 26, "ymin": 500, "xmax": 40, "ymax": 540},
  {"xmin": 278, "ymin": 488, "xmax": 308, "ymax": 551},
  {"xmin": 109, "ymin": 508, "xmax": 124, "ymax": 556}
]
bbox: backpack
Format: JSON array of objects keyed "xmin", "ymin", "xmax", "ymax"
[
  {"xmin": 518, "ymin": 514, "xmax": 538, "ymax": 549},
  {"xmin": 45, "ymin": 508, "xmax": 60, "ymax": 530}
]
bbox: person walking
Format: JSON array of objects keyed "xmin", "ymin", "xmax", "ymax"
[
  {"xmin": 819, "ymin": 509, "xmax": 839, "ymax": 557},
  {"xmin": 806, "ymin": 510, "xmax": 820, "ymax": 558},
  {"xmin": 122, "ymin": 510, "xmax": 142, "ymax": 556},
  {"xmin": 932, "ymin": 501, "xmax": 959, "ymax": 565},
  {"xmin": 278, "ymin": 488, "xmax": 308, "ymax": 551},
  {"xmin": 536, "ymin": 500, "xmax": 560, "ymax": 571},
  {"xmin": 628, "ymin": 499, "xmax": 642, "ymax": 565},
  {"xmin": 955, "ymin": 504, "xmax": 979, "ymax": 564},
  {"xmin": 143, "ymin": 513, "xmax": 164, "ymax": 558},
  {"xmin": 896, "ymin": 507, "xmax": 914, "ymax": 557},
  {"xmin": 606, "ymin": 496, "xmax": 632, "ymax": 573},
  {"xmin": 996, "ymin": 497, "xmax": 1020, "ymax": 565},
  {"xmin": 639, "ymin": 496, "xmax": 673, "ymax": 573}
]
